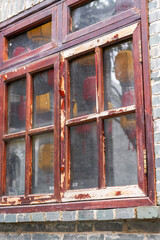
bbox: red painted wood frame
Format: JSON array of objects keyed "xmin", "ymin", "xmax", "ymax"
[
  {"xmin": 63, "ymin": 0, "xmax": 141, "ymax": 43},
  {"xmin": 0, "ymin": 7, "xmax": 58, "ymax": 69},
  {"xmin": 0, "ymin": 54, "xmax": 61, "ymax": 206},
  {"xmin": 60, "ymin": 22, "xmax": 153, "ymax": 207}
]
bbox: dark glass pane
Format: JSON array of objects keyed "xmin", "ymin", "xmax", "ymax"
[
  {"xmin": 71, "ymin": 0, "xmax": 134, "ymax": 32},
  {"xmin": 70, "ymin": 53, "xmax": 96, "ymax": 118},
  {"xmin": 103, "ymin": 40, "xmax": 135, "ymax": 111},
  {"xmin": 6, "ymin": 138, "xmax": 25, "ymax": 196},
  {"xmin": 33, "ymin": 68, "xmax": 54, "ymax": 128},
  {"xmin": 70, "ymin": 122, "xmax": 98, "ymax": 189},
  {"xmin": 8, "ymin": 78, "xmax": 26, "ymax": 133},
  {"xmin": 32, "ymin": 133, "xmax": 54, "ymax": 194},
  {"xmin": 8, "ymin": 22, "xmax": 51, "ymax": 59},
  {"xmin": 104, "ymin": 114, "xmax": 138, "ymax": 186}
]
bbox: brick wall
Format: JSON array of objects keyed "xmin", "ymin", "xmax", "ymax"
[{"xmin": 149, "ymin": 0, "xmax": 160, "ymax": 204}]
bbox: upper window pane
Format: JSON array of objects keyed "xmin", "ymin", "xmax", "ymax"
[
  {"xmin": 33, "ymin": 68, "xmax": 54, "ymax": 128},
  {"xmin": 8, "ymin": 78, "xmax": 26, "ymax": 133},
  {"xmin": 70, "ymin": 53, "xmax": 96, "ymax": 118},
  {"xmin": 8, "ymin": 21, "xmax": 51, "ymax": 59},
  {"xmin": 103, "ymin": 40, "xmax": 134, "ymax": 110},
  {"xmin": 71, "ymin": 0, "xmax": 134, "ymax": 32}
]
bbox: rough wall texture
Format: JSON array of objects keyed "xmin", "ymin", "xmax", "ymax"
[
  {"xmin": 0, "ymin": 0, "xmax": 46, "ymax": 22},
  {"xmin": 149, "ymin": 0, "xmax": 160, "ymax": 204}
]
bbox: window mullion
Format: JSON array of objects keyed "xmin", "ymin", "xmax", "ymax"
[{"xmin": 25, "ymin": 73, "xmax": 33, "ymax": 196}]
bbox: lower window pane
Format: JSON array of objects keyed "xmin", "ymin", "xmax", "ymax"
[
  {"xmin": 70, "ymin": 122, "xmax": 98, "ymax": 189},
  {"xmin": 104, "ymin": 114, "xmax": 138, "ymax": 186},
  {"xmin": 32, "ymin": 133, "xmax": 54, "ymax": 194},
  {"xmin": 6, "ymin": 138, "xmax": 25, "ymax": 196}
]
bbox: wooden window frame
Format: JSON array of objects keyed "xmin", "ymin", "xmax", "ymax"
[
  {"xmin": 0, "ymin": 55, "xmax": 61, "ymax": 206},
  {"xmin": 0, "ymin": 0, "xmax": 156, "ymax": 212},
  {"xmin": 60, "ymin": 23, "xmax": 152, "ymax": 207},
  {"xmin": 0, "ymin": 7, "xmax": 58, "ymax": 69},
  {"xmin": 63, "ymin": 0, "xmax": 141, "ymax": 43}
]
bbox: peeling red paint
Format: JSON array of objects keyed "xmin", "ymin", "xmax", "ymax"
[
  {"xmin": 115, "ymin": 191, "xmax": 121, "ymax": 196},
  {"xmin": 59, "ymin": 89, "xmax": 65, "ymax": 98},
  {"xmin": 74, "ymin": 194, "xmax": 91, "ymax": 200}
]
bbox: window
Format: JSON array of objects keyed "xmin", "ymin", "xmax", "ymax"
[{"xmin": 0, "ymin": 0, "xmax": 155, "ymax": 212}]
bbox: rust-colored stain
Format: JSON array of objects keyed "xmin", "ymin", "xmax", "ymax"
[
  {"xmin": 74, "ymin": 194, "xmax": 91, "ymax": 199},
  {"xmin": 4, "ymin": 75, "xmax": 7, "ymax": 80},
  {"xmin": 59, "ymin": 89, "xmax": 65, "ymax": 98},
  {"xmin": 112, "ymin": 34, "xmax": 119, "ymax": 40},
  {"xmin": 115, "ymin": 191, "xmax": 121, "ymax": 196},
  {"xmin": 61, "ymin": 165, "xmax": 65, "ymax": 172}
]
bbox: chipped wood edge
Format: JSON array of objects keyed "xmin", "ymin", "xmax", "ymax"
[{"xmin": 61, "ymin": 23, "xmax": 138, "ymax": 59}]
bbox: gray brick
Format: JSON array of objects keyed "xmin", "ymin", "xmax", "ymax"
[
  {"xmin": 62, "ymin": 211, "xmax": 76, "ymax": 221},
  {"xmin": 151, "ymin": 70, "xmax": 160, "ymax": 79},
  {"xmin": 0, "ymin": 214, "xmax": 5, "ymax": 223},
  {"xmin": 152, "ymin": 95, "xmax": 160, "ymax": 106},
  {"xmin": 153, "ymin": 108, "xmax": 160, "ymax": 119},
  {"xmin": 17, "ymin": 213, "xmax": 31, "ymax": 222},
  {"xmin": 149, "ymin": 0, "xmax": 158, "ymax": 11},
  {"xmin": 32, "ymin": 233, "xmax": 60, "ymax": 240},
  {"xmin": 95, "ymin": 221, "xmax": 123, "ymax": 232},
  {"xmin": 78, "ymin": 210, "xmax": 94, "ymax": 221},
  {"xmin": 154, "ymin": 119, "xmax": 160, "ymax": 132},
  {"xmin": 46, "ymin": 212, "xmax": 60, "ymax": 221},
  {"xmin": 18, "ymin": 234, "xmax": 32, "ymax": 240},
  {"xmin": 150, "ymin": 34, "xmax": 160, "ymax": 46},
  {"xmin": 5, "ymin": 214, "xmax": 17, "ymax": 223},
  {"xmin": 63, "ymin": 235, "xmax": 87, "ymax": 240},
  {"xmin": 149, "ymin": 8, "xmax": 160, "ymax": 23},
  {"xmin": 152, "ymin": 83, "xmax": 160, "ymax": 95},
  {"xmin": 116, "ymin": 208, "xmax": 135, "ymax": 219},
  {"xmin": 31, "ymin": 212, "xmax": 44, "ymax": 222},
  {"xmin": 147, "ymin": 235, "xmax": 160, "ymax": 240},
  {"xmin": 18, "ymin": 0, "xmax": 25, "ymax": 12},
  {"xmin": 155, "ymin": 157, "xmax": 160, "ymax": 168},
  {"xmin": 156, "ymin": 169, "xmax": 160, "ymax": 180},
  {"xmin": 137, "ymin": 207, "xmax": 160, "ymax": 219},
  {"xmin": 46, "ymin": 222, "xmax": 76, "ymax": 232},
  {"xmin": 0, "ymin": 233, "xmax": 6, "ymax": 240},
  {"xmin": 151, "ymin": 58, "xmax": 160, "ymax": 71},
  {"xmin": 154, "ymin": 132, "xmax": 160, "ymax": 143},
  {"xmin": 128, "ymin": 221, "xmax": 160, "ymax": 233},
  {"xmin": 150, "ymin": 22, "xmax": 160, "ymax": 35},
  {"xmin": 97, "ymin": 209, "xmax": 114, "ymax": 221},
  {"xmin": 89, "ymin": 235, "xmax": 104, "ymax": 240},
  {"xmin": 7, "ymin": 233, "xmax": 19, "ymax": 240},
  {"xmin": 154, "ymin": 144, "xmax": 160, "ymax": 156},
  {"xmin": 156, "ymin": 181, "xmax": 160, "ymax": 192},
  {"xmin": 77, "ymin": 222, "xmax": 93, "ymax": 232},
  {"xmin": 105, "ymin": 234, "xmax": 144, "ymax": 240}
]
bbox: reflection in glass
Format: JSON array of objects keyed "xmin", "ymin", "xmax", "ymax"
[
  {"xmin": 70, "ymin": 53, "xmax": 96, "ymax": 118},
  {"xmin": 103, "ymin": 40, "xmax": 135, "ymax": 111},
  {"xmin": 71, "ymin": 0, "xmax": 134, "ymax": 32},
  {"xmin": 8, "ymin": 78, "xmax": 26, "ymax": 133},
  {"xmin": 6, "ymin": 138, "xmax": 25, "ymax": 196},
  {"xmin": 33, "ymin": 68, "xmax": 54, "ymax": 128},
  {"xmin": 70, "ymin": 122, "xmax": 98, "ymax": 189},
  {"xmin": 32, "ymin": 133, "xmax": 54, "ymax": 194},
  {"xmin": 8, "ymin": 22, "xmax": 51, "ymax": 59},
  {"xmin": 104, "ymin": 114, "xmax": 137, "ymax": 186}
]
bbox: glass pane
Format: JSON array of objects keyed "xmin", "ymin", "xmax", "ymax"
[
  {"xmin": 32, "ymin": 132, "xmax": 54, "ymax": 194},
  {"xmin": 70, "ymin": 122, "xmax": 98, "ymax": 189},
  {"xmin": 6, "ymin": 138, "xmax": 25, "ymax": 196},
  {"xmin": 8, "ymin": 78, "xmax": 26, "ymax": 133},
  {"xmin": 33, "ymin": 68, "xmax": 54, "ymax": 128},
  {"xmin": 70, "ymin": 53, "xmax": 96, "ymax": 118},
  {"xmin": 8, "ymin": 21, "xmax": 51, "ymax": 59},
  {"xmin": 104, "ymin": 114, "xmax": 138, "ymax": 186},
  {"xmin": 71, "ymin": 0, "xmax": 134, "ymax": 32},
  {"xmin": 103, "ymin": 40, "xmax": 135, "ymax": 110}
]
